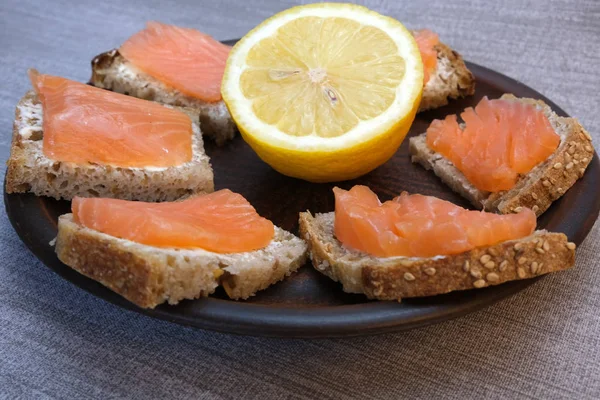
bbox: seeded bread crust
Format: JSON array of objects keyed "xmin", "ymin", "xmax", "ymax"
[
  {"xmin": 299, "ymin": 212, "xmax": 575, "ymax": 300},
  {"xmin": 90, "ymin": 50, "xmax": 236, "ymax": 145},
  {"xmin": 5, "ymin": 91, "xmax": 214, "ymax": 201},
  {"xmin": 409, "ymin": 95, "xmax": 595, "ymax": 216},
  {"xmin": 419, "ymin": 41, "xmax": 476, "ymax": 112},
  {"xmin": 56, "ymin": 214, "xmax": 308, "ymax": 308}
]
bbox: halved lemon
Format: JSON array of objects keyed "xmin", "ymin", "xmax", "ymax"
[{"xmin": 221, "ymin": 3, "xmax": 423, "ymax": 182}]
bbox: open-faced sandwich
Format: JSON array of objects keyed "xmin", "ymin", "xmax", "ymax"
[
  {"xmin": 90, "ymin": 22, "xmax": 236, "ymax": 145},
  {"xmin": 56, "ymin": 190, "xmax": 307, "ymax": 308},
  {"xmin": 300, "ymin": 186, "xmax": 576, "ymax": 300},
  {"xmin": 410, "ymin": 95, "xmax": 594, "ymax": 215},
  {"xmin": 413, "ymin": 29, "xmax": 475, "ymax": 112},
  {"xmin": 6, "ymin": 70, "xmax": 213, "ymax": 201}
]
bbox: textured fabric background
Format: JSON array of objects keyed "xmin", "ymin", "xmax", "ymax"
[{"xmin": 1, "ymin": 0, "xmax": 599, "ymax": 398}]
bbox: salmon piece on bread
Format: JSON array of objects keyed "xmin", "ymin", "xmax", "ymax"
[
  {"xmin": 71, "ymin": 190, "xmax": 275, "ymax": 253},
  {"xmin": 413, "ymin": 30, "xmax": 475, "ymax": 112},
  {"xmin": 119, "ymin": 22, "xmax": 230, "ymax": 103},
  {"xmin": 333, "ymin": 186, "xmax": 537, "ymax": 258},
  {"xmin": 410, "ymin": 95, "xmax": 594, "ymax": 216},
  {"xmin": 300, "ymin": 211, "xmax": 575, "ymax": 300},
  {"xmin": 6, "ymin": 71, "xmax": 213, "ymax": 201},
  {"xmin": 56, "ymin": 191, "xmax": 308, "ymax": 308},
  {"xmin": 299, "ymin": 187, "xmax": 576, "ymax": 300}
]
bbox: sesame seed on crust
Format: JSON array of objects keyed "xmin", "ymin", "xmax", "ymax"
[
  {"xmin": 473, "ymin": 279, "xmax": 486, "ymax": 288},
  {"xmin": 486, "ymin": 272, "xmax": 499, "ymax": 282}
]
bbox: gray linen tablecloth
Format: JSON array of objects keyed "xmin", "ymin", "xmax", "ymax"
[{"xmin": 1, "ymin": 0, "xmax": 599, "ymax": 398}]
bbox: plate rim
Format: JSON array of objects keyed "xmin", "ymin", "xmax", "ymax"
[{"xmin": 5, "ymin": 55, "xmax": 600, "ymax": 338}]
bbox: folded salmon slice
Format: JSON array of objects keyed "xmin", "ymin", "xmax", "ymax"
[
  {"xmin": 30, "ymin": 70, "xmax": 193, "ymax": 168},
  {"xmin": 426, "ymin": 97, "xmax": 560, "ymax": 192},
  {"xmin": 119, "ymin": 21, "xmax": 231, "ymax": 102},
  {"xmin": 413, "ymin": 29, "xmax": 439, "ymax": 85},
  {"xmin": 334, "ymin": 186, "xmax": 536, "ymax": 258},
  {"xmin": 72, "ymin": 190, "xmax": 275, "ymax": 253}
]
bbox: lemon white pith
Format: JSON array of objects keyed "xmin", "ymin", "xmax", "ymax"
[{"xmin": 221, "ymin": 3, "xmax": 424, "ymax": 182}]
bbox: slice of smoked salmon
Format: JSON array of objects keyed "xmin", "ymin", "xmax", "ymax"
[
  {"xmin": 119, "ymin": 21, "xmax": 231, "ymax": 102},
  {"xmin": 334, "ymin": 186, "xmax": 536, "ymax": 258},
  {"xmin": 413, "ymin": 29, "xmax": 439, "ymax": 85},
  {"xmin": 30, "ymin": 70, "xmax": 193, "ymax": 168},
  {"xmin": 426, "ymin": 97, "xmax": 560, "ymax": 192},
  {"xmin": 72, "ymin": 190, "xmax": 275, "ymax": 253}
]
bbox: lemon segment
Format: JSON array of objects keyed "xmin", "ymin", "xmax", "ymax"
[{"xmin": 222, "ymin": 3, "xmax": 424, "ymax": 182}]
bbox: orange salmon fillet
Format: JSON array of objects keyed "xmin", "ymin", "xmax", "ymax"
[
  {"xmin": 30, "ymin": 69, "xmax": 193, "ymax": 168},
  {"xmin": 334, "ymin": 186, "xmax": 536, "ymax": 258},
  {"xmin": 120, "ymin": 21, "xmax": 231, "ymax": 102},
  {"xmin": 414, "ymin": 29, "xmax": 439, "ymax": 85},
  {"xmin": 72, "ymin": 190, "xmax": 275, "ymax": 253},
  {"xmin": 426, "ymin": 97, "xmax": 560, "ymax": 192}
]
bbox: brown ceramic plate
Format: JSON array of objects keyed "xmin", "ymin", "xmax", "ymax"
[{"xmin": 5, "ymin": 40, "xmax": 600, "ymax": 337}]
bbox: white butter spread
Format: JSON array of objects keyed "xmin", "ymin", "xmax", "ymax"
[{"xmin": 17, "ymin": 103, "xmax": 43, "ymax": 139}]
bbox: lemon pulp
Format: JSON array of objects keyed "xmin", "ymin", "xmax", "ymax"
[{"xmin": 222, "ymin": 4, "xmax": 424, "ymax": 182}]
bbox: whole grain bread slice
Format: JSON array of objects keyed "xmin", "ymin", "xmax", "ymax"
[
  {"xmin": 5, "ymin": 91, "xmax": 214, "ymax": 201},
  {"xmin": 56, "ymin": 214, "xmax": 308, "ymax": 308},
  {"xmin": 299, "ymin": 212, "xmax": 575, "ymax": 300},
  {"xmin": 90, "ymin": 50, "xmax": 236, "ymax": 145},
  {"xmin": 409, "ymin": 95, "xmax": 595, "ymax": 216},
  {"xmin": 418, "ymin": 40, "xmax": 476, "ymax": 112}
]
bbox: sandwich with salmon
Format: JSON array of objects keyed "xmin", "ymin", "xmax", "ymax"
[
  {"xmin": 6, "ymin": 70, "xmax": 213, "ymax": 201},
  {"xmin": 299, "ymin": 186, "xmax": 576, "ymax": 300},
  {"xmin": 55, "ymin": 190, "xmax": 308, "ymax": 308},
  {"xmin": 90, "ymin": 22, "xmax": 236, "ymax": 145},
  {"xmin": 409, "ymin": 95, "xmax": 594, "ymax": 216},
  {"xmin": 413, "ymin": 29, "xmax": 475, "ymax": 112}
]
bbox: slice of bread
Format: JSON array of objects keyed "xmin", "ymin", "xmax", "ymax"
[
  {"xmin": 299, "ymin": 212, "xmax": 575, "ymax": 300},
  {"xmin": 410, "ymin": 95, "xmax": 595, "ymax": 216},
  {"xmin": 90, "ymin": 50, "xmax": 236, "ymax": 146},
  {"xmin": 5, "ymin": 91, "xmax": 214, "ymax": 201},
  {"xmin": 418, "ymin": 39, "xmax": 476, "ymax": 112},
  {"xmin": 56, "ymin": 214, "xmax": 308, "ymax": 308}
]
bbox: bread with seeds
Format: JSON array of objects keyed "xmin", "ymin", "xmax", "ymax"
[
  {"xmin": 90, "ymin": 50, "xmax": 236, "ymax": 146},
  {"xmin": 56, "ymin": 214, "xmax": 308, "ymax": 308},
  {"xmin": 409, "ymin": 95, "xmax": 595, "ymax": 216},
  {"xmin": 299, "ymin": 211, "xmax": 576, "ymax": 300},
  {"xmin": 418, "ymin": 39, "xmax": 476, "ymax": 112},
  {"xmin": 5, "ymin": 91, "xmax": 214, "ymax": 201}
]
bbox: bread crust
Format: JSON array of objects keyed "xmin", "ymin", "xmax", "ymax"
[
  {"xmin": 299, "ymin": 212, "xmax": 576, "ymax": 300},
  {"xmin": 90, "ymin": 50, "xmax": 236, "ymax": 145},
  {"xmin": 56, "ymin": 214, "xmax": 308, "ymax": 308},
  {"xmin": 56, "ymin": 215, "xmax": 215, "ymax": 308},
  {"xmin": 5, "ymin": 91, "xmax": 214, "ymax": 201},
  {"xmin": 409, "ymin": 95, "xmax": 595, "ymax": 216},
  {"xmin": 419, "ymin": 41, "xmax": 476, "ymax": 112}
]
